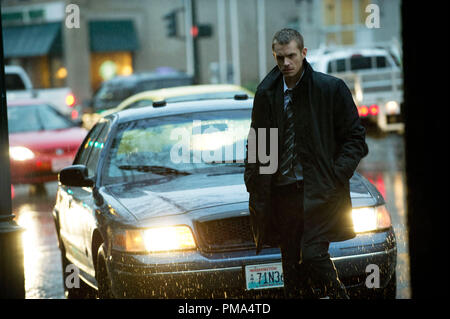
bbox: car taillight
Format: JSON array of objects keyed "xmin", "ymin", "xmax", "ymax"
[
  {"xmin": 66, "ymin": 93, "xmax": 76, "ymax": 107},
  {"xmin": 358, "ymin": 105, "xmax": 369, "ymax": 117},
  {"xmin": 369, "ymin": 104, "xmax": 379, "ymax": 116},
  {"xmin": 71, "ymin": 109, "xmax": 79, "ymax": 120}
]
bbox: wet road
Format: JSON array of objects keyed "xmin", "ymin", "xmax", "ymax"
[{"xmin": 11, "ymin": 132, "xmax": 410, "ymax": 299}]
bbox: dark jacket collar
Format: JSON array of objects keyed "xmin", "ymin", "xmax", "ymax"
[{"xmin": 257, "ymin": 58, "xmax": 313, "ymax": 93}]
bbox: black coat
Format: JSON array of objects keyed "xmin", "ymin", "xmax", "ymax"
[{"xmin": 244, "ymin": 59, "xmax": 368, "ymax": 254}]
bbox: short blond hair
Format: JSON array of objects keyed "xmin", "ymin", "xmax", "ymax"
[{"xmin": 272, "ymin": 28, "xmax": 304, "ymax": 51}]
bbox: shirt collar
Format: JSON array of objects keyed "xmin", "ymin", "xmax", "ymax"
[{"xmin": 283, "ymin": 67, "xmax": 305, "ymax": 93}]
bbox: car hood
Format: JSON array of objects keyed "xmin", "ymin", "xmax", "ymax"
[
  {"xmin": 106, "ymin": 172, "xmax": 376, "ymax": 223},
  {"xmin": 9, "ymin": 127, "xmax": 87, "ymax": 150}
]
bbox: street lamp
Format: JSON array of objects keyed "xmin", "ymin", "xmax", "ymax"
[{"xmin": 0, "ymin": 7, "xmax": 25, "ymax": 299}]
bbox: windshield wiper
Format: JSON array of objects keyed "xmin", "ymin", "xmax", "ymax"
[
  {"xmin": 205, "ymin": 160, "xmax": 245, "ymax": 167},
  {"xmin": 117, "ymin": 165, "xmax": 191, "ymax": 176}
]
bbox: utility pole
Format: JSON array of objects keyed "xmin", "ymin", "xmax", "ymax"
[
  {"xmin": 217, "ymin": 0, "xmax": 227, "ymax": 83},
  {"xmin": 184, "ymin": 0, "xmax": 200, "ymax": 83},
  {"xmin": 184, "ymin": 0, "xmax": 194, "ymax": 78},
  {"xmin": 257, "ymin": 0, "xmax": 267, "ymax": 82},
  {"xmin": 191, "ymin": 0, "xmax": 200, "ymax": 84},
  {"xmin": 229, "ymin": 0, "xmax": 241, "ymax": 85},
  {"xmin": 0, "ymin": 8, "xmax": 25, "ymax": 299}
]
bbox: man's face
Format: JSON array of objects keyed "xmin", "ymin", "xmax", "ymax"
[{"xmin": 272, "ymin": 40, "xmax": 307, "ymax": 80}]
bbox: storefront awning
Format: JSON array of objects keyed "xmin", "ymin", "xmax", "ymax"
[
  {"xmin": 2, "ymin": 22, "xmax": 62, "ymax": 58},
  {"xmin": 89, "ymin": 20, "xmax": 139, "ymax": 52}
]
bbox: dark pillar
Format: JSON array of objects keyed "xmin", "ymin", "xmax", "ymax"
[
  {"xmin": 0, "ymin": 6, "xmax": 25, "ymax": 299},
  {"xmin": 191, "ymin": 0, "xmax": 200, "ymax": 84},
  {"xmin": 402, "ymin": 1, "xmax": 449, "ymax": 299}
]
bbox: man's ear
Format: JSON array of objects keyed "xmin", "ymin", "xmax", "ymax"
[{"xmin": 302, "ymin": 47, "xmax": 308, "ymax": 59}]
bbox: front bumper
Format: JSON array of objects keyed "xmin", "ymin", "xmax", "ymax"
[
  {"xmin": 10, "ymin": 154, "xmax": 75, "ymax": 185},
  {"xmin": 108, "ymin": 228, "xmax": 397, "ymax": 298},
  {"xmin": 10, "ymin": 158, "xmax": 56, "ymax": 185}
]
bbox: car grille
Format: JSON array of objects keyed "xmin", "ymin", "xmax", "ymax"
[{"xmin": 195, "ymin": 216, "xmax": 256, "ymax": 252}]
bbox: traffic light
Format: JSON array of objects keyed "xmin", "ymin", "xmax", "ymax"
[
  {"xmin": 191, "ymin": 24, "xmax": 213, "ymax": 38},
  {"xmin": 163, "ymin": 11, "xmax": 177, "ymax": 37}
]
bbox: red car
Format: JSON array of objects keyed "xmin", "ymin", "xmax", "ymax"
[{"xmin": 7, "ymin": 99, "xmax": 87, "ymax": 187}]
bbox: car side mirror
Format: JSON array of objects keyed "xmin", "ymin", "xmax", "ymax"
[{"xmin": 59, "ymin": 165, "xmax": 94, "ymax": 187}]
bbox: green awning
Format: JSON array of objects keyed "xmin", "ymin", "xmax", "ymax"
[
  {"xmin": 2, "ymin": 22, "xmax": 62, "ymax": 58},
  {"xmin": 89, "ymin": 20, "xmax": 139, "ymax": 52}
]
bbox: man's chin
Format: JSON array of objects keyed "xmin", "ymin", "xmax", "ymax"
[{"xmin": 283, "ymin": 69, "xmax": 299, "ymax": 76}]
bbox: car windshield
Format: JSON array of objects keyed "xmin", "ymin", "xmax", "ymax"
[
  {"xmin": 102, "ymin": 109, "xmax": 251, "ymax": 185},
  {"xmin": 7, "ymin": 104, "xmax": 75, "ymax": 133},
  {"xmin": 327, "ymin": 55, "xmax": 391, "ymax": 73}
]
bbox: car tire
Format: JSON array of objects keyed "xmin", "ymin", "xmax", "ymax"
[
  {"xmin": 60, "ymin": 248, "xmax": 97, "ymax": 299},
  {"xmin": 96, "ymin": 244, "xmax": 114, "ymax": 299}
]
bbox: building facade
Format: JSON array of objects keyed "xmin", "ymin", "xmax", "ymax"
[{"xmin": 1, "ymin": 0, "xmax": 401, "ymax": 104}]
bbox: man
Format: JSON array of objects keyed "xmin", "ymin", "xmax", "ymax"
[{"xmin": 244, "ymin": 28, "xmax": 368, "ymax": 299}]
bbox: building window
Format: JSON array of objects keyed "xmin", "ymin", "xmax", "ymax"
[{"xmin": 90, "ymin": 52, "xmax": 134, "ymax": 91}]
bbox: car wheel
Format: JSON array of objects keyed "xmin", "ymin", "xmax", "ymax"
[
  {"xmin": 96, "ymin": 244, "xmax": 114, "ymax": 299},
  {"xmin": 60, "ymin": 249, "xmax": 97, "ymax": 299}
]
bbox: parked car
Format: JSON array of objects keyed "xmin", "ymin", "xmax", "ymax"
[
  {"xmin": 54, "ymin": 97, "xmax": 397, "ymax": 299},
  {"xmin": 308, "ymin": 46, "xmax": 403, "ymax": 132},
  {"xmin": 5, "ymin": 65, "xmax": 78, "ymax": 119},
  {"xmin": 103, "ymin": 84, "xmax": 254, "ymax": 114},
  {"xmin": 79, "ymin": 71, "xmax": 194, "ymax": 130},
  {"xmin": 8, "ymin": 99, "xmax": 88, "ymax": 189},
  {"xmin": 86, "ymin": 71, "xmax": 194, "ymax": 113},
  {"xmin": 83, "ymin": 84, "xmax": 254, "ymax": 129}
]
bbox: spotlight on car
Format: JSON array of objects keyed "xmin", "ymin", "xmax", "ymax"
[
  {"xmin": 113, "ymin": 226, "xmax": 196, "ymax": 253},
  {"xmin": 9, "ymin": 146, "xmax": 35, "ymax": 161},
  {"xmin": 352, "ymin": 205, "xmax": 391, "ymax": 233}
]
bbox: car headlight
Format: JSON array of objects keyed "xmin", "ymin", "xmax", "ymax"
[
  {"xmin": 352, "ymin": 205, "xmax": 391, "ymax": 233},
  {"xmin": 113, "ymin": 225, "xmax": 196, "ymax": 253},
  {"xmin": 9, "ymin": 146, "xmax": 35, "ymax": 161},
  {"xmin": 386, "ymin": 101, "xmax": 400, "ymax": 114}
]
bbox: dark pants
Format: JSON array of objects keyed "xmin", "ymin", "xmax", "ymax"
[{"xmin": 271, "ymin": 181, "xmax": 348, "ymax": 299}]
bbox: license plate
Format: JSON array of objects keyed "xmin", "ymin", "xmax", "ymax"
[
  {"xmin": 245, "ymin": 262, "xmax": 284, "ymax": 290},
  {"xmin": 51, "ymin": 157, "xmax": 73, "ymax": 173}
]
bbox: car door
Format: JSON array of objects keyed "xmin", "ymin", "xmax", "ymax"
[
  {"xmin": 59, "ymin": 122, "xmax": 106, "ymax": 273},
  {"xmin": 77, "ymin": 120, "xmax": 112, "ymax": 273}
]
